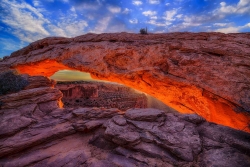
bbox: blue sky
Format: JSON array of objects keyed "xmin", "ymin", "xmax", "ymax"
[{"xmin": 1, "ymin": 0, "xmax": 250, "ymax": 58}]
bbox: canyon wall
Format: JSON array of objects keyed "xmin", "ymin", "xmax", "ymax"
[
  {"xmin": 0, "ymin": 73, "xmax": 250, "ymax": 166},
  {"xmin": 56, "ymin": 81, "xmax": 147, "ymax": 111},
  {"xmin": 0, "ymin": 32, "xmax": 249, "ymax": 131},
  {"xmin": 56, "ymin": 81, "xmax": 176, "ymax": 112}
]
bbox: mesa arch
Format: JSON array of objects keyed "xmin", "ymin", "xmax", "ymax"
[{"xmin": 1, "ymin": 32, "xmax": 249, "ymax": 132}]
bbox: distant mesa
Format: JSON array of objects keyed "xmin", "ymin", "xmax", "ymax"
[
  {"xmin": 56, "ymin": 80, "xmax": 176, "ymax": 113},
  {"xmin": 0, "ymin": 32, "xmax": 249, "ymax": 132}
]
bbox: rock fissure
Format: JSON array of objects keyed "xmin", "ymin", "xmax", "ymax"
[
  {"xmin": 1, "ymin": 32, "xmax": 250, "ymax": 132},
  {"xmin": 0, "ymin": 74, "xmax": 250, "ymax": 166}
]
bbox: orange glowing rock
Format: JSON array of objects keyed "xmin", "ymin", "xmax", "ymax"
[
  {"xmin": 15, "ymin": 60, "xmax": 75, "ymax": 77},
  {"xmin": 1, "ymin": 32, "xmax": 249, "ymax": 132}
]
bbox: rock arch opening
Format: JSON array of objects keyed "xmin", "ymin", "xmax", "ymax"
[
  {"xmin": 51, "ymin": 69, "xmax": 177, "ymax": 113},
  {"xmin": 13, "ymin": 59, "xmax": 250, "ymax": 132},
  {"xmin": 1, "ymin": 32, "xmax": 249, "ymax": 132}
]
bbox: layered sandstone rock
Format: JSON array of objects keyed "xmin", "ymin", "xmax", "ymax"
[
  {"xmin": 1, "ymin": 105, "xmax": 250, "ymax": 167},
  {"xmin": 0, "ymin": 32, "xmax": 250, "ymax": 131},
  {"xmin": 0, "ymin": 75, "xmax": 62, "ymax": 111},
  {"xmin": 56, "ymin": 81, "xmax": 147, "ymax": 110}
]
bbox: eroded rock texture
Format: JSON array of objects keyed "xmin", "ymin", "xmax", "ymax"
[
  {"xmin": 56, "ymin": 81, "xmax": 147, "ymax": 110},
  {"xmin": 0, "ymin": 75, "xmax": 250, "ymax": 166},
  {"xmin": 1, "ymin": 105, "xmax": 250, "ymax": 166},
  {"xmin": 0, "ymin": 32, "xmax": 250, "ymax": 131}
]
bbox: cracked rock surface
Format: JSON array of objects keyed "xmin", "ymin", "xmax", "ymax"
[
  {"xmin": 0, "ymin": 72, "xmax": 250, "ymax": 167},
  {"xmin": 1, "ymin": 32, "xmax": 250, "ymax": 131}
]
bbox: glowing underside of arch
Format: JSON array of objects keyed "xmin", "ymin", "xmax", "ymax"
[{"xmin": 14, "ymin": 59, "xmax": 250, "ymax": 132}]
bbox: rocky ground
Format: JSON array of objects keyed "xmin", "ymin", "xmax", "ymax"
[
  {"xmin": 1, "ymin": 32, "xmax": 250, "ymax": 131},
  {"xmin": 55, "ymin": 81, "xmax": 177, "ymax": 113},
  {"xmin": 0, "ymin": 73, "xmax": 250, "ymax": 167}
]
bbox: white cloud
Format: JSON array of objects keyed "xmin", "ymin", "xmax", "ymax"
[
  {"xmin": 148, "ymin": 0, "xmax": 160, "ymax": 4},
  {"xmin": 176, "ymin": 14, "xmax": 183, "ymax": 19},
  {"xmin": 215, "ymin": 22, "xmax": 250, "ymax": 33},
  {"xmin": 142, "ymin": 10, "xmax": 157, "ymax": 16},
  {"xmin": 163, "ymin": 9, "xmax": 178, "ymax": 21},
  {"xmin": 165, "ymin": 3, "xmax": 170, "ymax": 6},
  {"xmin": 219, "ymin": 0, "xmax": 250, "ymax": 15},
  {"xmin": 64, "ymin": 21, "xmax": 88, "ymax": 36},
  {"xmin": 122, "ymin": 8, "xmax": 130, "ymax": 14},
  {"xmin": 147, "ymin": 20, "xmax": 172, "ymax": 27},
  {"xmin": 150, "ymin": 16, "xmax": 158, "ymax": 20},
  {"xmin": 133, "ymin": 0, "xmax": 143, "ymax": 6},
  {"xmin": 215, "ymin": 27, "xmax": 240, "ymax": 33},
  {"xmin": 107, "ymin": 6, "xmax": 121, "ymax": 13},
  {"xmin": 0, "ymin": 0, "xmax": 50, "ymax": 42},
  {"xmin": 92, "ymin": 17, "xmax": 111, "ymax": 33},
  {"xmin": 244, "ymin": 22, "xmax": 250, "ymax": 27},
  {"xmin": 32, "ymin": 0, "xmax": 40, "ymax": 7},
  {"xmin": 129, "ymin": 19, "xmax": 138, "ymax": 24},
  {"xmin": 76, "ymin": 3, "xmax": 100, "ymax": 10},
  {"xmin": 70, "ymin": 6, "xmax": 76, "ymax": 12},
  {"xmin": 213, "ymin": 23, "xmax": 228, "ymax": 27}
]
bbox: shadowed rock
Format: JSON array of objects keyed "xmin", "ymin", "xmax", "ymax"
[{"xmin": 1, "ymin": 32, "xmax": 249, "ymax": 131}]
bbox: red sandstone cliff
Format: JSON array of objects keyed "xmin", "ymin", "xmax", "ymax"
[
  {"xmin": 0, "ymin": 32, "xmax": 249, "ymax": 132},
  {"xmin": 0, "ymin": 72, "xmax": 250, "ymax": 166},
  {"xmin": 56, "ymin": 81, "xmax": 147, "ymax": 110}
]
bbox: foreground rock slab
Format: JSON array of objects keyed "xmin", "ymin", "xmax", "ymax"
[
  {"xmin": 1, "ymin": 106, "xmax": 250, "ymax": 167},
  {"xmin": 1, "ymin": 32, "xmax": 250, "ymax": 131}
]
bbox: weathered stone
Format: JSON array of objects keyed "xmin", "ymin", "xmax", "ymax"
[
  {"xmin": 0, "ymin": 107, "xmax": 250, "ymax": 166},
  {"xmin": 125, "ymin": 108, "xmax": 165, "ymax": 122},
  {"xmin": 198, "ymin": 122, "xmax": 250, "ymax": 155},
  {"xmin": 198, "ymin": 147, "xmax": 250, "ymax": 167},
  {"xmin": 133, "ymin": 142, "xmax": 178, "ymax": 163},
  {"xmin": 88, "ymin": 159, "xmax": 117, "ymax": 167},
  {"xmin": 0, "ymin": 120, "xmax": 75, "ymax": 158},
  {"xmin": 72, "ymin": 108, "xmax": 123, "ymax": 119},
  {"xmin": 0, "ymin": 87, "xmax": 62, "ymax": 109},
  {"xmin": 84, "ymin": 119, "xmax": 108, "ymax": 131},
  {"xmin": 107, "ymin": 154, "xmax": 139, "ymax": 167},
  {"xmin": 112, "ymin": 115, "xmax": 127, "ymax": 126},
  {"xmin": 25, "ymin": 75, "xmax": 56, "ymax": 89},
  {"xmin": 0, "ymin": 114, "xmax": 33, "ymax": 138},
  {"xmin": 38, "ymin": 100, "xmax": 60, "ymax": 114},
  {"xmin": 179, "ymin": 114, "xmax": 205, "ymax": 124},
  {"xmin": 105, "ymin": 119, "xmax": 140, "ymax": 145},
  {"xmin": 1, "ymin": 32, "xmax": 249, "ymax": 131},
  {"xmin": 202, "ymin": 137, "xmax": 229, "ymax": 149},
  {"xmin": 56, "ymin": 81, "xmax": 148, "ymax": 111}
]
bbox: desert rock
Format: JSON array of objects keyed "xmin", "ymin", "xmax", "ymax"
[{"xmin": 0, "ymin": 32, "xmax": 249, "ymax": 131}]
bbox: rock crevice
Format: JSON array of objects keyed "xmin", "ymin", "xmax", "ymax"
[{"xmin": 0, "ymin": 32, "xmax": 250, "ymax": 131}]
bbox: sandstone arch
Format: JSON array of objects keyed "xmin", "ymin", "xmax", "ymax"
[{"xmin": 1, "ymin": 32, "xmax": 249, "ymax": 132}]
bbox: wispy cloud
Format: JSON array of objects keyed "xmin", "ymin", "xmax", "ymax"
[
  {"xmin": 129, "ymin": 19, "xmax": 138, "ymax": 24},
  {"xmin": 148, "ymin": 0, "xmax": 160, "ymax": 5},
  {"xmin": 107, "ymin": 6, "xmax": 121, "ymax": 13},
  {"xmin": 142, "ymin": 10, "xmax": 157, "ymax": 16},
  {"xmin": 0, "ymin": 0, "xmax": 50, "ymax": 42},
  {"xmin": 92, "ymin": 16, "xmax": 111, "ymax": 33},
  {"xmin": 132, "ymin": 0, "xmax": 143, "ymax": 6},
  {"xmin": 163, "ymin": 9, "xmax": 178, "ymax": 21},
  {"xmin": 218, "ymin": 0, "xmax": 250, "ymax": 15}
]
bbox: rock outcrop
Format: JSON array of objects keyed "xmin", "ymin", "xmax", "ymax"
[
  {"xmin": 0, "ymin": 32, "xmax": 250, "ymax": 131},
  {"xmin": 0, "ymin": 74, "xmax": 250, "ymax": 166},
  {"xmin": 1, "ymin": 105, "xmax": 250, "ymax": 166},
  {"xmin": 56, "ymin": 81, "xmax": 147, "ymax": 111}
]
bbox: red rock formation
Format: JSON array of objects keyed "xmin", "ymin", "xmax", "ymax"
[
  {"xmin": 0, "ymin": 74, "xmax": 63, "ymax": 110},
  {"xmin": 1, "ymin": 32, "xmax": 249, "ymax": 132},
  {"xmin": 56, "ymin": 81, "xmax": 148, "ymax": 110}
]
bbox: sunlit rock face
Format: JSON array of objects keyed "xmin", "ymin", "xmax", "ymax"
[
  {"xmin": 56, "ymin": 81, "xmax": 147, "ymax": 110},
  {"xmin": 1, "ymin": 32, "xmax": 249, "ymax": 132}
]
